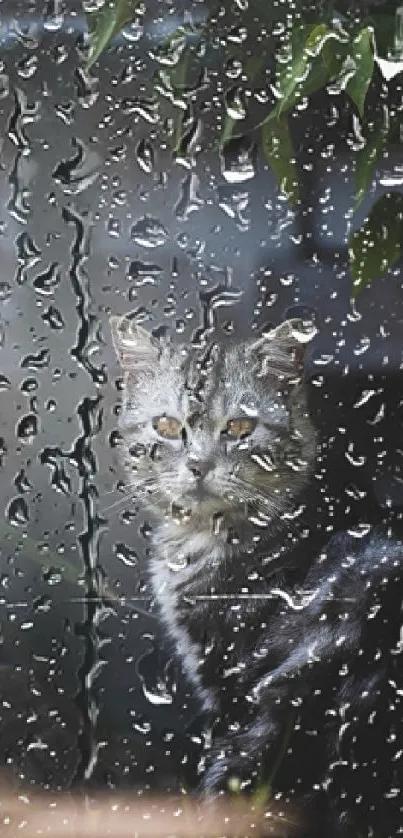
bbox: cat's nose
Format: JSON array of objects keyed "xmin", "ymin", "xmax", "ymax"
[{"xmin": 187, "ymin": 459, "xmax": 210, "ymax": 480}]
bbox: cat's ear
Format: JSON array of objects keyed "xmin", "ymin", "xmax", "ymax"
[
  {"xmin": 249, "ymin": 319, "xmax": 316, "ymax": 380},
  {"xmin": 110, "ymin": 316, "xmax": 159, "ymax": 372}
]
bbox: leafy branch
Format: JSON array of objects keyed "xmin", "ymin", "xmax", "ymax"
[{"xmin": 82, "ymin": 1, "xmax": 403, "ymax": 296}]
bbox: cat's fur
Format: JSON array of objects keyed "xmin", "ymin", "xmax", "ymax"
[{"xmin": 111, "ymin": 315, "xmax": 403, "ymax": 837}]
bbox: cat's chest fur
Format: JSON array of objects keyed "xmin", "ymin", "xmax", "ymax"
[
  {"xmin": 150, "ymin": 525, "xmax": 227, "ymax": 712},
  {"xmin": 149, "ymin": 519, "xmax": 310, "ymax": 714}
]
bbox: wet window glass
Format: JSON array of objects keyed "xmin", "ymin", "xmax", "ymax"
[{"xmin": 1, "ymin": 1, "xmax": 403, "ymax": 835}]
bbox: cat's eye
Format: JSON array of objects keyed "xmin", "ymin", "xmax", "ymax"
[
  {"xmin": 153, "ymin": 415, "xmax": 182, "ymax": 439},
  {"xmin": 225, "ymin": 417, "xmax": 257, "ymax": 438}
]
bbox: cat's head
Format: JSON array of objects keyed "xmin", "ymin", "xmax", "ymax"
[{"xmin": 110, "ymin": 316, "xmax": 316, "ymax": 531}]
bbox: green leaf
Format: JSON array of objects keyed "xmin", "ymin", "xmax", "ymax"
[
  {"xmin": 300, "ymin": 48, "xmax": 336, "ymax": 99},
  {"xmin": 346, "ymin": 27, "xmax": 374, "ymax": 117},
  {"xmin": 253, "ymin": 784, "xmax": 272, "ymax": 808},
  {"xmin": 322, "ymin": 30, "xmax": 350, "ymax": 77},
  {"xmin": 262, "ymin": 115, "xmax": 300, "ymax": 205},
  {"xmin": 244, "ymin": 53, "xmax": 266, "ymax": 82},
  {"xmin": 354, "ymin": 121, "xmax": 386, "ymax": 210},
  {"xmin": 349, "ymin": 193, "xmax": 403, "ymax": 297},
  {"xmin": 168, "ymin": 46, "xmax": 191, "ymax": 152},
  {"xmin": 86, "ymin": 0, "xmax": 141, "ymax": 69},
  {"xmin": 220, "ymin": 54, "xmax": 266, "ymax": 148},
  {"xmin": 369, "ymin": 12, "xmax": 398, "ymax": 57},
  {"xmin": 276, "ymin": 24, "xmax": 325, "ymax": 115},
  {"xmin": 150, "ymin": 23, "xmax": 201, "ymax": 67},
  {"xmin": 276, "ymin": 24, "xmax": 347, "ymax": 116}
]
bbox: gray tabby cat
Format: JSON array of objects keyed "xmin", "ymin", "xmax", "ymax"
[
  {"xmin": 110, "ymin": 314, "xmax": 403, "ymax": 837},
  {"xmin": 110, "ymin": 315, "xmax": 314, "ymax": 696}
]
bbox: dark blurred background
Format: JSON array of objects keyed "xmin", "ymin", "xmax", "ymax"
[{"xmin": 0, "ymin": 0, "xmax": 402, "ymax": 795}]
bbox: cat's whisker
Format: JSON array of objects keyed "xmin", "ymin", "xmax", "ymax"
[
  {"xmin": 101, "ymin": 495, "xmax": 138, "ymax": 514},
  {"xmin": 101, "ymin": 476, "xmax": 168, "ymax": 514},
  {"xmin": 236, "ymin": 475, "xmax": 298, "ymax": 515},
  {"xmin": 98, "ymin": 487, "xmax": 123, "ymax": 497},
  {"xmin": 101, "ymin": 484, "xmax": 150, "ymax": 510},
  {"xmin": 228, "ymin": 478, "xmax": 285, "ymax": 513},
  {"xmin": 225, "ymin": 477, "xmax": 303, "ymax": 537}
]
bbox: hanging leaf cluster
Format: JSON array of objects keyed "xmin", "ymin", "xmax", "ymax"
[{"xmin": 82, "ymin": 1, "xmax": 403, "ymax": 297}]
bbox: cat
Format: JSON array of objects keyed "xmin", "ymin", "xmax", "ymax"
[{"xmin": 110, "ymin": 314, "xmax": 403, "ymax": 838}]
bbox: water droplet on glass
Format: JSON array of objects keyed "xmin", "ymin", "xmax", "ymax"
[
  {"xmin": 20, "ymin": 377, "xmax": 38, "ymax": 393},
  {"xmin": 114, "ymin": 542, "xmax": 138, "ymax": 568},
  {"xmin": 8, "ymin": 87, "xmax": 39, "ymax": 152},
  {"xmin": 225, "ymin": 57, "xmax": 242, "ymax": 80},
  {"xmin": 218, "ymin": 188, "xmax": 250, "ymax": 230},
  {"xmin": 0, "ymin": 73, "xmax": 9, "ymax": 98},
  {"xmin": 353, "ymin": 389, "xmax": 376, "ymax": 409},
  {"xmin": 174, "ymin": 113, "xmax": 202, "ymax": 168},
  {"xmin": 127, "ymin": 260, "xmax": 162, "ymax": 286},
  {"xmin": 0, "ymin": 282, "xmax": 12, "ymax": 301},
  {"xmin": 122, "ymin": 97, "xmax": 158, "ymax": 124},
  {"xmin": 52, "ymin": 42, "xmax": 69, "ymax": 64},
  {"xmin": 354, "ymin": 336, "xmax": 370, "ymax": 356},
  {"xmin": 82, "ymin": 0, "xmax": 105, "ymax": 11},
  {"xmin": 42, "ymin": 305, "xmax": 64, "ymax": 330},
  {"xmin": 150, "ymin": 29, "xmax": 187, "ymax": 67},
  {"xmin": 74, "ymin": 67, "xmax": 99, "ymax": 108},
  {"xmin": 212, "ymin": 513, "xmax": 225, "ymax": 535},
  {"xmin": 54, "ymin": 100, "xmax": 76, "ymax": 125},
  {"xmin": 198, "ymin": 283, "xmax": 243, "ymax": 333},
  {"xmin": 17, "ymin": 413, "xmax": 39, "ymax": 443},
  {"xmin": 227, "ymin": 26, "xmax": 247, "ymax": 44},
  {"xmin": 33, "ymin": 262, "xmax": 61, "ymax": 295},
  {"xmin": 20, "ymin": 621, "xmax": 34, "ymax": 631},
  {"xmin": 131, "ymin": 216, "xmax": 168, "ymax": 248},
  {"xmin": 287, "ymin": 319, "xmax": 317, "ymax": 344},
  {"xmin": 32, "ymin": 595, "xmax": 52, "ymax": 612},
  {"xmin": 7, "ymin": 496, "xmax": 29, "ymax": 526},
  {"xmin": 379, "ymin": 168, "xmax": 403, "ymax": 187},
  {"xmin": 107, "ymin": 217, "xmax": 121, "ymax": 238},
  {"xmin": 122, "ymin": 20, "xmax": 143, "ymax": 43},
  {"xmin": 15, "ymin": 232, "xmax": 42, "ymax": 286},
  {"xmin": 327, "ymin": 56, "xmax": 357, "ymax": 95},
  {"xmin": 167, "ymin": 554, "xmax": 189, "ymax": 572},
  {"xmin": 347, "ymin": 523, "xmax": 372, "ymax": 539},
  {"xmin": 0, "ymin": 374, "xmax": 11, "ymax": 392},
  {"xmin": 42, "ymin": 567, "xmax": 62, "ymax": 586},
  {"xmin": 17, "ymin": 54, "xmax": 38, "ymax": 79},
  {"xmin": 345, "ymin": 446, "xmax": 366, "ymax": 468},
  {"xmin": 21, "ymin": 349, "xmax": 50, "ymax": 370},
  {"xmin": 15, "ymin": 468, "xmax": 32, "ymax": 493},
  {"xmin": 221, "ymin": 137, "xmax": 256, "ymax": 183},
  {"xmin": 53, "ymin": 138, "xmax": 101, "ymax": 194},
  {"xmin": 137, "ymin": 648, "xmax": 176, "ymax": 705},
  {"xmin": 136, "ymin": 138, "xmax": 154, "ymax": 174},
  {"xmin": 175, "ymin": 173, "xmax": 204, "ymax": 220},
  {"xmin": 225, "ymin": 86, "xmax": 247, "ymax": 121},
  {"xmin": 14, "ymin": 20, "xmax": 40, "ymax": 49}
]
